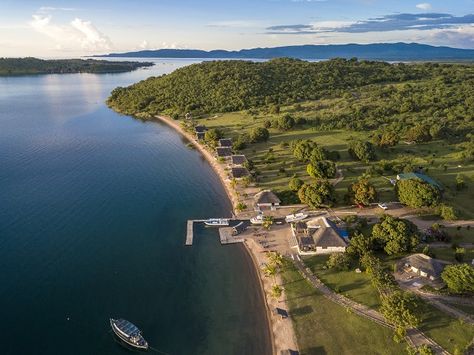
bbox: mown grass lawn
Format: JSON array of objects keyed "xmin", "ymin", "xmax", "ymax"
[
  {"xmin": 281, "ymin": 262, "xmax": 407, "ymax": 355},
  {"xmin": 418, "ymin": 302, "xmax": 474, "ymax": 354},
  {"xmin": 197, "ymin": 102, "xmax": 474, "ymax": 218},
  {"xmin": 303, "ymin": 255, "xmax": 381, "ymax": 309},
  {"xmin": 429, "ymin": 247, "xmax": 474, "ymax": 263},
  {"xmin": 446, "ymin": 227, "xmax": 474, "ymax": 244}
]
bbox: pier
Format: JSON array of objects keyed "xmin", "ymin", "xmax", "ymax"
[{"xmin": 185, "ymin": 219, "xmax": 245, "ymax": 246}]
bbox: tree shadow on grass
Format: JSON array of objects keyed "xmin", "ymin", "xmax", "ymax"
[
  {"xmin": 302, "ymin": 346, "xmax": 327, "ymax": 355},
  {"xmin": 290, "ymin": 305, "xmax": 313, "ymax": 317}
]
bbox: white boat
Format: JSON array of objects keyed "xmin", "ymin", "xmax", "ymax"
[
  {"xmin": 204, "ymin": 218, "xmax": 229, "ymax": 226},
  {"xmin": 110, "ymin": 318, "xmax": 148, "ymax": 350},
  {"xmin": 285, "ymin": 213, "xmax": 308, "ymax": 223},
  {"xmin": 250, "ymin": 214, "xmax": 264, "ymax": 225}
]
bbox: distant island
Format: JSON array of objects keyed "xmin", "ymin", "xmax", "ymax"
[
  {"xmin": 0, "ymin": 57, "xmax": 154, "ymax": 75},
  {"xmin": 96, "ymin": 42, "xmax": 474, "ymax": 61}
]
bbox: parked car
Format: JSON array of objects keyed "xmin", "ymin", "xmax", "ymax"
[{"xmin": 378, "ymin": 203, "xmax": 388, "ymax": 210}]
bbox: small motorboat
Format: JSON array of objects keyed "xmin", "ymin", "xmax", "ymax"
[
  {"xmin": 285, "ymin": 213, "xmax": 308, "ymax": 223},
  {"xmin": 250, "ymin": 214, "xmax": 264, "ymax": 225},
  {"xmin": 110, "ymin": 318, "xmax": 148, "ymax": 351},
  {"xmin": 204, "ymin": 218, "xmax": 230, "ymax": 226}
]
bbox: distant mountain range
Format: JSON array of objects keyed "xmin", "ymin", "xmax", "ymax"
[{"xmin": 95, "ymin": 43, "xmax": 474, "ymax": 61}]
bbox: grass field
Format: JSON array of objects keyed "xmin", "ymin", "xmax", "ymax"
[
  {"xmin": 303, "ymin": 255, "xmax": 381, "ymax": 309},
  {"xmin": 198, "ymin": 101, "xmax": 474, "ymax": 218},
  {"xmin": 446, "ymin": 227, "xmax": 474, "ymax": 244},
  {"xmin": 429, "ymin": 247, "xmax": 474, "ymax": 263},
  {"xmin": 419, "ymin": 302, "xmax": 474, "ymax": 354},
  {"xmin": 280, "ymin": 262, "xmax": 408, "ymax": 355}
]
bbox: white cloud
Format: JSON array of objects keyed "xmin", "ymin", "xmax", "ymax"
[
  {"xmin": 139, "ymin": 40, "xmax": 150, "ymax": 49},
  {"xmin": 416, "ymin": 3, "xmax": 432, "ymax": 10},
  {"xmin": 29, "ymin": 13, "xmax": 112, "ymax": 52}
]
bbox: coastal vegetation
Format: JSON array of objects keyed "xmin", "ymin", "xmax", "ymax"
[
  {"xmin": 0, "ymin": 57, "xmax": 153, "ymax": 75},
  {"xmin": 107, "ymin": 58, "xmax": 474, "ymax": 218}
]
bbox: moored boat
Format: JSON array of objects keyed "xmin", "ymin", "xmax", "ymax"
[
  {"xmin": 250, "ymin": 214, "xmax": 264, "ymax": 225},
  {"xmin": 285, "ymin": 213, "xmax": 308, "ymax": 223},
  {"xmin": 204, "ymin": 218, "xmax": 230, "ymax": 226},
  {"xmin": 110, "ymin": 318, "xmax": 148, "ymax": 351}
]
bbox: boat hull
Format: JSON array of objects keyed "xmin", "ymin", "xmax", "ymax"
[{"xmin": 110, "ymin": 319, "xmax": 148, "ymax": 351}]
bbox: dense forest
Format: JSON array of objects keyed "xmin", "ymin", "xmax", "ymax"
[
  {"xmin": 0, "ymin": 57, "xmax": 153, "ymax": 75},
  {"xmin": 107, "ymin": 58, "xmax": 474, "ymax": 139}
]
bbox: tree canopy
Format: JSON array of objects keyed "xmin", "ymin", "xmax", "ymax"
[
  {"xmin": 298, "ymin": 180, "xmax": 335, "ymax": 207},
  {"xmin": 349, "ymin": 177, "xmax": 377, "ymax": 206},
  {"xmin": 348, "ymin": 140, "xmax": 376, "ymax": 162},
  {"xmin": 441, "ymin": 264, "xmax": 474, "ymax": 294},
  {"xmin": 372, "ymin": 215, "xmax": 419, "ymax": 255},
  {"xmin": 396, "ymin": 179, "xmax": 441, "ymax": 208}
]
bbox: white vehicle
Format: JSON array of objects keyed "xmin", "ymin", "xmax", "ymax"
[
  {"xmin": 250, "ymin": 214, "xmax": 264, "ymax": 225},
  {"xmin": 285, "ymin": 213, "xmax": 308, "ymax": 223},
  {"xmin": 378, "ymin": 203, "xmax": 388, "ymax": 210}
]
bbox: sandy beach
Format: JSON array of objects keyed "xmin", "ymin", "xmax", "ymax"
[{"xmin": 155, "ymin": 115, "xmax": 298, "ymax": 355}]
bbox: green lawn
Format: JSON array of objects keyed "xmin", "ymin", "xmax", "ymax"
[
  {"xmin": 281, "ymin": 262, "xmax": 407, "ymax": 355},
  {"xmin": 303, "ymin": 255, "xmax": 381, "ymax": 309},
  {"xmin": 446, "ymin": 227, "xmax": 474, "ymax": 244},
  {"xmin": 196, "ymin": 102, "xmax": 474, "ymax": 218},
  {"xmin": 429, "ymin": 247, "xmax": 474, "ymax": 263},
  {"xmin": 446, "ymin": 302, "xmax": 474, "ymax": 316},
  {"xmin": 418, "ymin": 301, "xmax": 474, "ymax": 354}
]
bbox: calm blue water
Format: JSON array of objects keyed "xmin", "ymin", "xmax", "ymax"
[{"xmin": 0, "ymin": 60, "xmax": 271, "ymax": 354}]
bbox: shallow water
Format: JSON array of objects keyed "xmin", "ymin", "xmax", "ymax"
[{"xmin": 0, "ymin": 60, "xmax": 271, "ymax": 354}]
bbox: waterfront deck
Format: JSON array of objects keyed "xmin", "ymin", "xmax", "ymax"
[{"xmin": 185, "ymin": 219, "xmax": 245, "ymax": 246}]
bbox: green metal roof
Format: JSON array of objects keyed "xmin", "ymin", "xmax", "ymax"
[{"xmin": 397, "ymin": 172, "xmax": 443, "ymax": 189}]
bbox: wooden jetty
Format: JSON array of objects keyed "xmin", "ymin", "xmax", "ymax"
[{"xmin": 185, "ymin": 219, "xmax": 244, "ymax": 246}]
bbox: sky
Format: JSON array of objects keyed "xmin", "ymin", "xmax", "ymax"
[{"xmin": 0, "ymin": 0, "xmax": 473, "ymax": 57}]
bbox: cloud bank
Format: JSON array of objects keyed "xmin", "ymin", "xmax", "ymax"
[{"xmin": 30, "ymin": 12, "xmax": 112, "ymax": 52}]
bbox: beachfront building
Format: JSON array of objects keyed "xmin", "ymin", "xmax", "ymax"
[
  {"xmin": 219, "ymin": 138, "xmax": 233, "ymax": 147},
  {"xmin": 400, "ymin": 254, "xmax": 446, "ymax": 281},
  {"xmin": 290, "ymin": 217, "xmax": 347, "ymax": 255},
  {"xmin": 231, "ymin": 167, "xmax": 250, "ymax": 179},
  {"xmin": 254, "ymin": 190, "xmax": 281, "ymax": 211},
  {"xmin": 216, "ymin": 147, "xmax": 232, "ymax": 158},
  {"xmin": 231, "ymin": 155, "xmax": 247, "ymax": 166},
  {"xmin": 396, "ymin": 172, "xmax": 443, "ymax": 190}
]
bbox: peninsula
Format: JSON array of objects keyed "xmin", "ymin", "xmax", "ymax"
[
  {"xmin": 108, "ymin": 58, "xmax": 474, "ymax": 354},
  {"xmin": 0, "ymin": 57, "xmax": 153, "ymax": 75}
]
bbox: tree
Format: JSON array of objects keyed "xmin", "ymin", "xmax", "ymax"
[
  {"xmin": 405, "ymin": 124, "xmax": 432, "ymax": 143},
  {"xmin": 347, "ymin": 232, "xmax": 373, "ymax": 256},
  {"xmin": 249, "ymin": 127, "xmax": 269, "ymax": 143},
  {"xmin": 326, "ymin": 253, "xmax": 352, "ymax": 271},
  {"xmin": 267, "ymin": 251, "xmax": 285, "ymax": 268},
  {"xmin": 293, "ymin": 140, "xmax": 318, "ymax": 162},
  {"xmin": 380, "ymin": 291, "xmax": 420, "ymax": 335},
  {"xmin": 276, "ymin": 114, "xmax": 295, "ymax": 130},
  {"xmin": 454, "ymin": 247, "xmax": 465, "ymax": 262},
  {"xmin": 306, "ymin": 160, "xmax": 337, "ymax": 179},
  {"xmin": 308, "ymin": 146, "xmax": 329, "ymax": 164},
  {"xmin": 441, "ymin": 264, "xmax": 474, "ymax": 294},
  {"xmin": 372, "ymin": 215, "xmax": 419, "ymax": 255},
  {"xmin": 437, "ymin": 204, "xmax": 457, "ymax": 221},
  {"xmin": 396, "ymin": 179, "xmax": 440, "ymax": 208},
  {"xmin": 348, "ymin": 140, "xmax": 376, "ymax": 162},
  {"xmin": 204, "ymin": 128, "xmax": 223, "ymax": 146},
  {"xmin": 288, "ymin": 177, "xmax": 304, "ymax": 191},
  {"xmin": 349, "ymin": 177, "xmax": 377, "ymax": 206},
  {"xmin": 271, "ymin": 285, "xmax": 283, "ymax": 299},
  {"xmin": 236, "ymin": 202, "xmax": 247, "ymax": 212},
  {"xmin": 298, "ymin": 180, "xmax": 335, "ymax": 208},
  {"xmin": 455, "ymin": 174, "xmax": 465, "ymax": 190},
  {"xmin": 233, "ymin": 133, "xmax": 250, "ymax": 150},
  {"xmin": 262, "ymin": 216, "xmax": 274, "ymax": 230},
  {"xmin": 373, "ymin": 130, "xmax": 399, "ymax": 148}
]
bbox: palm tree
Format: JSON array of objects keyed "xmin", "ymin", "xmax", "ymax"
[{"xmin": 267, "ymin": 252, "xmax": 284, "ymax": 268}]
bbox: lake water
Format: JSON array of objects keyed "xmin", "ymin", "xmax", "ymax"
[{"xmin": 0, "ymin": 60, "xmax": 271, "ymax": 354}]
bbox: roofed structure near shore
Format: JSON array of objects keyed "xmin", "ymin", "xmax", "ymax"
[
  {"xmin": 231, "ymin": 155, "xmax": 247, "ymax": 166},
  {"xmin": 195, "ymin": 125, "xmax": 207, "ymax": 133},
  {"xmin": 231, "ymin": 167, "xmax": 250, "ymax": 179},
  {"xmin": 254, "ymin": 190, "xmax": 281, "ymax": 211},
  {"xmin": 216, "ymin": 147, "xmax": 232, "ymax": 157},
  {"xmin": 219, "ymin": 138, "xmax": 233, "ymax": 147},
  {"xmin": 291, "ymin": 217, "xmax": 347, "ymax": 255}
]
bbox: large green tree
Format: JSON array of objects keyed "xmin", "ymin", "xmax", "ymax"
[
  {"xmin": 293, "ymin": 140, "xmax": 318, "ymax": 162},
  {"xmin": 396, "ymin": 179, "xmax": 440, "ymax": 208},
  {"xmin": 297, "ymin": 180, "xmax": 335, "ymax": 207},
  {"xmin": 348, "ymin": 140, "xmax": 376, "ymax": 162},
  {"xmin": 380, "ymin": 291, "xmax": 421, "ymax": 334},
  {"xmin": 249, "ymin": 127, "xmax": 269, "ymax": 143},
  {"xmin": 372, "ymin": 215, "xmax": 419, "ymax": 255},
  {"xmin": 349, "ymin": 177, "xmax": 377, "ymax": 206},
  {"xmin": 441, "ymin": 264, "xmax": 474, "ymax": 294},
  {"xmin": 306, "ymin": 160, "xmax": 337, "ymax": 179}
]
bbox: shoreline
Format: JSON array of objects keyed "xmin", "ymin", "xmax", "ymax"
[{"xmin": 154, "ymin": 114, "xmax": 298, "ymax": 355}]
